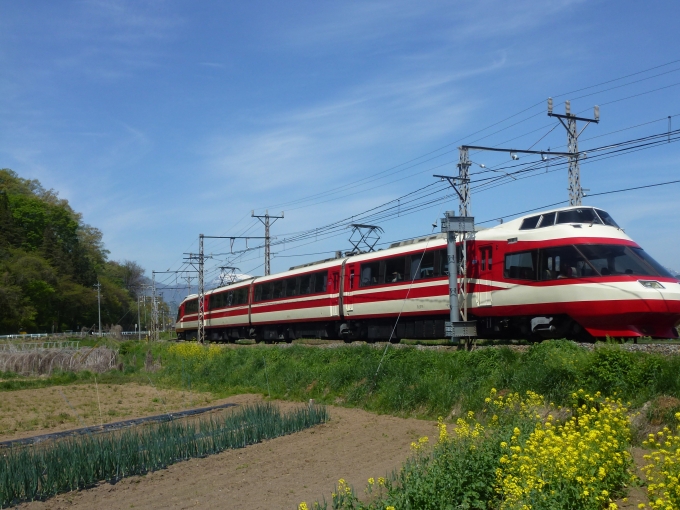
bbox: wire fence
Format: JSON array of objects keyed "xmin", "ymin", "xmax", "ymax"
[{"xmin": 0, "ymin": 332, "xmax": 152, "ymax": 340}]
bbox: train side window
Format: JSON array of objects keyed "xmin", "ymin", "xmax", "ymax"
[
  {"xmin": 270, "ymin": 280, "xmax": 283, "ymax": 299},
  {"xmin": 257, "ymin": 282, "xmax": 273, "ymax": 301},
  {"xmin": 481, "ymin": 250, "xmax": 486, "ymax": 271},
  {"xmin": 384, "ymin": 256, "xmax": 405, "ymax": 283},
  {"xmin": 538, "ymin": 245, "xmax": 589, "ymax": 279},
  {"xmin": 411, "ymin": 251, "xmax": 435, "ymax": 279},
  {"xmin": 284, "ymin": 277, "xmax": 299, "ymax": 297},
  {"xmin": 437, "ymin": 249, "xmax": 447, "ymax": 277},
  {"xmin": 436, "ymin": 245, "xmax": 463, "ymax": 276},
  {"xmin": 185, "ymin": 299, "xmax": 198, "ymax": 314},
  {"xmin": 208, "ymin": 293, "xmax": 220, "ymax": 310},
  {"xmin": 235, "ymin": 287, "xmax": 248, "ymax": 305},
  {"xmin": 520, "ymin": 215, "xmax": 541, "ymax": 229},
  {"xmin": 360, "ymin": 261, "xmax": 380, "ymax": 287},
  {"xmin": 504, "ymin": 251, "xmax": 537, "ymax": 280},
  {"xmin": 299, "ymin": 273, "xmax": 312, "ymax": 295},
  {"xmin": 537, "ymin": 212, "xmax": 556, "ymax": 228},
  {"xmin": 314, "ymin": 271, "xmax": 328, "ymax": 292}
]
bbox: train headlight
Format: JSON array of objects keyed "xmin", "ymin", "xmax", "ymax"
[{"xmin": 638, "ymin": 280, "xmax": 665, "ymax": 289}]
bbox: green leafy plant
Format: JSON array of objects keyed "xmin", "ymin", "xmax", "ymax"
[{"xmin": 0, "ymin": 402, "xmax": 327, "ymax": 507}]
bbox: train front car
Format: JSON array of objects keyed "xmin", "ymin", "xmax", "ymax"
[
  {"xmin": 175, "ymin": 294, "xmax": 198, "ymax": 340},
  {"xmin": 471, "ymin": 206, "xmax": 680, "ymax": 341}
]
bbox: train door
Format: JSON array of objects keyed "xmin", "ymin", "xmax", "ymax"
[
  {"xmin": 344, "ymin": 264, "xmax": 355, "ymax": 313},
  {"xmin": 476, "ymin": 246, "xmax": 493, "ymax": 307},
  {"xmin": 330, "ymin": 268, "xmax": 341, "ymax": 317}
]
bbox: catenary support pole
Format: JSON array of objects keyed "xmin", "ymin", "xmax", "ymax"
[
  {"xmin": 251, "ymin": 210, "xmax": 283, "ymax": 276},
  {"xmin": 435, "ymin": 174, "xmax": 476, "ymax": 348},
  {"xmin": 198, "ymin": 234, "xmax": 205, "ymax": 344},
  {"xmin": 547, "ymin": 98, "xmax": 599, "ymax": 206},
  {"xmin": 446, "ymin": 215, "xmax": 459, "ymax": 328}
]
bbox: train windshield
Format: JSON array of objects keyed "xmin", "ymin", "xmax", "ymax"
[
  {"xmin": 575, "ymin": 245, "xmax": 672, "ymax": 277},
  {"xmin": 556, "ymin": 208, "xmax": 602, "ymax": 225},
  {"xmin": 594, "ymin": 209, "xmax": 619, "ymax": 228}
]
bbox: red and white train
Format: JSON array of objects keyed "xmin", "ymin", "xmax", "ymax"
[{"xmin": 175, "ymin": 206, "xmax": 680, "ymax": 342}]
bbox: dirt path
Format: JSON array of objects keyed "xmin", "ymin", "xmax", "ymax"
[{"xmin": 20, "ymin": 394, "xmax": 436, "ymax": 510}]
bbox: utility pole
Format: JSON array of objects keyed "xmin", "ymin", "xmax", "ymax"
[
  {"xmin": 183, "ymin": 251, "xmax": 206, "ymax": 343},
  {"xmin": 251, "ymin": 210, "xmax": 283, "ymax": 276},
  {"xmin": 457, "ymin": 148, "xmax": 471, "ymax": 216},
  {"xmin": 151, "ymin": 271, "xmax": 158, "ymax": 342},
  {"xmin": 94, "ymin": 281, "xmax": 102, "ymax": 337},
  {"xmin": 137, "ymin": 295, "xmax": 141, "ymax": 341},
  {"xmin": 198, "ymin": 234, "xmax": 205, "ymax": 344},
  {"xmin": 548, "ymin": 98, "xmax": 600, "ymax": 206},
  {"xmin": 436, "ymin": 144, "xmax": 572, "ymax": 346},
  {"xmin": 185, "ymin": 235, "xmax": 264, "ymax": 344},
  {"xmin": 139, "ymin": 284, "xmax": 152, "ymax": 338}
]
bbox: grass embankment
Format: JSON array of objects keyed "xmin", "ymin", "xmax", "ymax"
[
  {"xmin": 3, "ymin": 339, "xmax": 680, "ymax": 425},
  {"xmin": 152, "ymin": 341, "xmax": 680, "ymax": 426},
  {"xmin": 0, "ymin": 402, "xmax": 327, "ymax": 507}
]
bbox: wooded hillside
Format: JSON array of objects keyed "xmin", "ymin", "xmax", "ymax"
[{"xmin": 0, "ymin": 169, "xmax": 145, "ymax": 334}]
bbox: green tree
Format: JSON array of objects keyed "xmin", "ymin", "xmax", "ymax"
[{"xmin": 0, "ymin": 168, "xmax": 144, "ymax": 334}]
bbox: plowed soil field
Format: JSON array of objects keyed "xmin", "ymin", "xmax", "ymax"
[{"xmin": 9, "ymin": 389, "xmax": 435, "ymax": 509}]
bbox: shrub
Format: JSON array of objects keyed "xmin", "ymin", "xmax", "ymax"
[{"xmin": 303, "ymin": 390, "xmax": 634, "ymax": 510}]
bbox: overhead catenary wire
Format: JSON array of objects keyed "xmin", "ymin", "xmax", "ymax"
[
  {"xmin": 197, "ymin": 176, "xmax": 680, "ymax": 285},
  {"xmin": 250, "ymin": 59, "xmax": 680, "ymax": 214},
  {"xmin": 199, "ymin": 127, "xmax": 680, "ymax": 279},
  {"xmin": 167, "ymin": 60, "xmax": 680, "ymax": 282}
]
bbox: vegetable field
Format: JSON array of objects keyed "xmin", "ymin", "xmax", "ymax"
[{"xmin": 0, "ymin": 402, "xmax": 327, "ymax": 507}]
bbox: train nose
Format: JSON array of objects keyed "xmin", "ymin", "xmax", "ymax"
[{"xmin": 636, "ymin": 279, "xmax": 680, "ymax": 337}]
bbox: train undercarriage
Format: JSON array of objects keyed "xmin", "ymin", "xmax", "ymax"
[{"xmin": 177, "ymin": 313, "xmax": 596, "ymax": 343}]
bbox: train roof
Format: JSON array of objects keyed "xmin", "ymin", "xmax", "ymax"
[{"xmin": 474, "ymin": 205, "xmax": 632, "ymax": 243}]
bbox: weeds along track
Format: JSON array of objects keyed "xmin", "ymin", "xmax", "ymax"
[
  {"xmin": 220, "ymin": 340, "xmax": 680, "ymax": 356},
  {"xmin": 0, "ymin": 402, "xmax": 328, "ymax": 507}
]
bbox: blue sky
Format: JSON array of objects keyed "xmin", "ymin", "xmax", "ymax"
[{"xmin": 2, "ymin": 1, "xmax": 680, "ymax": 298}]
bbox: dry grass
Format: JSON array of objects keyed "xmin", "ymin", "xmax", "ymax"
[
  {"xmin": 0, "ymin": 383, "xmax": 218, "ymax": 441},
  {"xmin": 0, "ymin": 347, "xmax": 117, "ymax": 375}
]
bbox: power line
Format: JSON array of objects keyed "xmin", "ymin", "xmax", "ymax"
[
  {"xmin": 167, "ymin": 60, "xmax": 680, "ymax": 280},
  {"xmin": 248, "ymin": 59, "xmax": 680, "ymax": 214}
]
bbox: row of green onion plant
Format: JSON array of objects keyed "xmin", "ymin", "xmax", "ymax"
[{"xmin": 0, "ymin": 402, "xmax": 328, "ymax": 507}]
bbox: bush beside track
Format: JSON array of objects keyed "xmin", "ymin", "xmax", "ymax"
[
  {"xmin": 153, "ymin": 340, "xmax": 680, "ymax": 428},
  {"xmin": 2, "ymin": 339, "xmax": 679, "ymax": 427}
]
